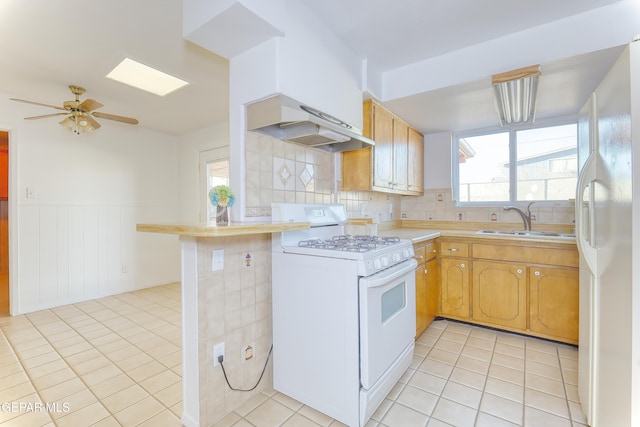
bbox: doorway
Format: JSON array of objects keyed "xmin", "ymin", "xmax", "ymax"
[
  {"xmin": 199, "ymin": 147, "xmax": 230, "ymax": 223},
  {"xmin": 0, "ymin": 131, "xmax": 8, "ymax": 316}
]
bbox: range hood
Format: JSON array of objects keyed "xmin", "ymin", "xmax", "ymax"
[{"xmin": 246, "ymin": 94, "xmax": 374, "ymax": 152}]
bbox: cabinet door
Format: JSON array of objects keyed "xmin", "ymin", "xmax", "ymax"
[
  {"xmin": 529, "ymin": 267, "xmax": 579, "ymax": 343},
  {"xmin": 372, "ymin": 105, "xmax": 394, "ymax": 189},
  {"xmin": 415, "ymin": 257, "xmax": 440, "ymax": 338},
  {"xmin": 415, "ymin": 262, "xmax": 427, "ymax": 338},
  {"xmin": 407, "ymin": 127, "xmax": 424, "ymax": 193},
  {"xmin": 392, "ymin": 120, "xmax": 408, "ymax": 191},
  {"xmin": 440, "ymin": 258, "xmax": 470, "ymax": 319},
  {"xmin": 424, "ymin": 257, "xmax": 440, "ymax": 328},
  {"xmin": 472, "ymin": 261, "xmax": 527, "ymax": 330}
]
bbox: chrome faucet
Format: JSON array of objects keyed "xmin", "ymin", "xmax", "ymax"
[{"xmin": 503, "ymin": 202, "xmax": 534, "ymax": 231}]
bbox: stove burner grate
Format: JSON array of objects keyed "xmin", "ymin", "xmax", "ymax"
[{"xmin": 297, "ymin": 235, "xmax": 401, "ymax": 252}]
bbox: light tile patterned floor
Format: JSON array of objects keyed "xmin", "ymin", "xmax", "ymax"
[
  {"xmin": 217, "ymin": 320, "xmax": 589, "ymax": 427},
  {"xmin": 0, "ymin": 283, "xmax": 183, "ymax": 427},
  {"xmin": 0, "ymin": 283, "xmax": 589, "ymax": 427}
]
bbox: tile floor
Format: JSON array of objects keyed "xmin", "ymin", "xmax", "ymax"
[
  {"xmin": 0, "ymin": 283, "xmax": 183, "ymax": 426},
  {"xmin": 217, "ymin": 320, "xmax": 589, "ymax": 427},
  {"xmin": 0, "ymin": 283, "xmax": 589, "ymax": 427}
]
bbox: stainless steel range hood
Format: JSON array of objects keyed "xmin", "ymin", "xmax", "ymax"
[{"xmin": 246, "ymin": 94, "xmax": 374, "ymax": 152}]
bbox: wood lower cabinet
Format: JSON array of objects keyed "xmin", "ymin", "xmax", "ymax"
[
  {"xmin": 529, "ymin": 266, "xmax": 579, "ymax": 343},
  {"xmin": 472, "ymin": 261, "xmax": 527, "ymax": 330},
  {"xmin": 434, "ymin": 238, "xmax": 579, "ymax": 345},
  {"xmin": 414, "ymin": 240, "xmax": 439, "ymax": 338},
  {"xmin": 440, "ymin": 257, "xmax": 470, "ymax": 320}
]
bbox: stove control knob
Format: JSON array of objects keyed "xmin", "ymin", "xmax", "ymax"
[
  {"xmin": 402, "ymin": 248, "xmax": 411, "ymax": 258},
  {"xmin": 392, "ymin": 253, "xmax": 401, "ymax": 262},
  {"xmin": 373, "ymin": 258, "xmax": 382, "ymax": 270},
  {"xmin": 381, "ymin": 257, "xmax": 389, "ymax": 267}
]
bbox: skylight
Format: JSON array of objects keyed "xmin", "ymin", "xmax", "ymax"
[{"xmin": 106, "ymin": 58, "xmax": 189, "ymax": 96}]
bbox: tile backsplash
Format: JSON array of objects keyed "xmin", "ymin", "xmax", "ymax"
[
  {"xmin": 244, "ymin": 132, "xmax": 574, "ymax": 226},
  {"xmin": 400, "ymin": 188, "xmax": 575, "ymax": 225}
]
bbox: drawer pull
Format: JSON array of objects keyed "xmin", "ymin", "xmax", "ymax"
[
  {"xmin": 415, "ymin": 255, "xmax": 424, "ymax": 259},
  {"xmin": 448, "ymin": 248, "xmax": 461, "ymax": 252}
]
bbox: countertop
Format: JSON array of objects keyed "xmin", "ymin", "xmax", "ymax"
[
  {"xmin": 136, "ymin": 221, "xmax": 310, "ymax": 237},
  {"xmin": 377, "ymin": 227, "xmax": 577, "ymax": 246}
]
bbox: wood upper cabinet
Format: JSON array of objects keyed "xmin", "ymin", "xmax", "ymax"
[
  {"xmin": 392, "ymin": 119, "xmax": 408, "ymax": 192},
  {"xmin": 371, "ymin": 102, "xmax": 394, "ymax": 189},
  {"xmin": 407, "ymin": 127, "xmax": 424, "ymax": 193},
  {"xmin": 472, "ymin": 261, "xmax": 527, "ymax": 330},
  {"xmin": 341, "ymin": 99, "xmax": 423, "ymax": 195},
  {"xmin": 414, "ymin": 240, "xmax": 439, "ymax": 338},
  {"xmin": 529, "ymin": 266, "xmax": 579, "ymax": 344}
]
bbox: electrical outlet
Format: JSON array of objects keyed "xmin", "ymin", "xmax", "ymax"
[
  {"xmin": 121, "ymin": 264, "xmax": 128, "ymax": 273},
  {"xmin": 212, "ymin": 249, "xmax": 224, "ymax": 271},
  {"xmin": 213, "ymin": 342, "xmax": 225, "ymax": 367},
  {"xmin": 243, "ymin": 252, "xmax": 253, "ymax": 269},
  {"xmin": 242, "ymin": 343, "xmax": 255, "ymax": 363}
]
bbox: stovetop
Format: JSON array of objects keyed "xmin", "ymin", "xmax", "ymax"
[{"xmin": 298, "ymin": 235, "xmax": 402, "ymax": 253}]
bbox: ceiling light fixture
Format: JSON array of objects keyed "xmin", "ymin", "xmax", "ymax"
[
  {"xmin": 106, "ymin": 58, "xmax": 189, "ymax": 96},
  {"xmin": 492, "ymin": 65, "xmax": 541, "ymax": 126},
  {"xmin": 60, "ymin": 114, "xmax": 97, "ymax": 135}
]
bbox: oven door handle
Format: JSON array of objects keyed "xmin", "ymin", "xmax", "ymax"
[{"xmin": 361, "ymin": 259, "xmax": 417, "ymax": 288}]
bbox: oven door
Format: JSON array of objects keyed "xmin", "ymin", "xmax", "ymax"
[{"xmin": 359, "ymin": 258, "xmax": 417, "ymax": 390}]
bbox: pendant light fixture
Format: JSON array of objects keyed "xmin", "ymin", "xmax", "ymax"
[{"xmin": 492, "ymin": 65, "xmax": 541, "ymax": 126}]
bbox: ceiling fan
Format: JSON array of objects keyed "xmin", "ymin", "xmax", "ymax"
[{"xmin": 10, "ymin": 85, "xmax": 139, "ymax": 134}]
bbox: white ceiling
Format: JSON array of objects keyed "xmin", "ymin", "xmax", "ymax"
[{"xmin": 0, "ymin": 0, "xmax": 630, "ymax": 136}]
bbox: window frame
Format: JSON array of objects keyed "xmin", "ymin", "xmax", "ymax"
[{"xmin": 452, "ymin": 119, "xmax": 578, "ymax": 207}]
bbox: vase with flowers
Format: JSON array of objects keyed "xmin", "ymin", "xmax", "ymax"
[{"xmin": 208, "ymin": 185, "xmax": 235, "ymax": 225}]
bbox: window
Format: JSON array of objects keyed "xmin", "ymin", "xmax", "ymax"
[{"xmin": 454, "ymin": 123, "xmax": 577, "ymax": 204}]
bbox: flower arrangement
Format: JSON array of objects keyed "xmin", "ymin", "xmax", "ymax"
[{"xmin": 209, "ymin": 185, "xmax": 235, "ymax": 208}]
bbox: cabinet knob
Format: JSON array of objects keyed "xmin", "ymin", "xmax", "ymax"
[
  {"xmin": 431, "ymin": 249, "xmax": 437, "ymax": 253},
  {"xmin": 534, "ymin": 271, "xmax": 541, "ymax": 276},
  {"xmin": 415, "ymin": 255, "xmax": 424, "ymax": 259},
  {"xmin": 424, "ymin": 269, "xmax": 428, "ymax": 274},
  {"xmin": 517, "ymin": 269, "xmax": 523, "ymax": 274},
  {"xmin": 460, "ymin": 263, "xmax": 465, "ymax": 268}
]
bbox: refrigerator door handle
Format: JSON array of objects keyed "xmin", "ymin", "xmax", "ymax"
[{"xmin": 576, "ymin": 153, "xmax": 598, "ymax": 276}]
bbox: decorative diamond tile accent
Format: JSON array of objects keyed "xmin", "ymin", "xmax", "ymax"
[
  {"xmin": 278, "ymin": 164, "xmax": 292, "ymax": 186},
  {"xmin": 299, "ymin": 168, "xmax": 312, "ymax": 188}
]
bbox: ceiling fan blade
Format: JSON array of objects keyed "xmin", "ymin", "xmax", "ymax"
[
  {"xmin": 10, "ymin": 98, "xmax": 67, "ymax": 111},
  {"xmin": 78, "ymin": 98, "xmax": 103, "ymax": 112},
  {"xmin": 92, "ymin": 111, "xmax": 139, "ymax": 125},
  {"xmin": 24, "ymin": 112, "xmax": 69, "ymax": 120},
  {"xmin": 83, "ymin": 115, "xmax": 101, "ymax": 130}
]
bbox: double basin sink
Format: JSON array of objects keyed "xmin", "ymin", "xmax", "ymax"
[{"xmin": 476, "ymin": 230, "xmax": 575, "ymax": 238}]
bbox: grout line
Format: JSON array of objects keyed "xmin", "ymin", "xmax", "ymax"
[{"xmin": 0, "ymin": 283, "xmax": 182, "ymax": 427}]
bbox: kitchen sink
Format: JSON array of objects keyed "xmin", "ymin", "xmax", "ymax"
[{"xmin": 476, "ymin": 230, "xmax": 575, "ymax": 238}]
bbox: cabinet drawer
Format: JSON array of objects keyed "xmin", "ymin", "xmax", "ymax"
[
  {"xmin": 413, "ymin": 244, "xmax": 426, "ymax": 263},
  {"xmin": 472, "ymin": 243, "xmax": 578, "ymax": 268},
  {"xmin": 424, "ymin": 241, "xmax": 438, "ymax": 261},
  {"xmin": 440, "ymin": 241, "xmax": 469, "ymax": 257}
]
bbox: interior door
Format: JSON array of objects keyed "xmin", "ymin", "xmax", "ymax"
[{"xmin": 198, "ymin": 147, "xmax": 229, "ymax": 223}]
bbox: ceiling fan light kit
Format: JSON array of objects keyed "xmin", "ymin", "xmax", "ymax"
[{"xmin": 10, "ymin": 85, "xmax": 139, "ymax": 135}]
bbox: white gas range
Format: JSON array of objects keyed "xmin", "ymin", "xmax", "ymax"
[{"xmin": 271, "ymin": 203, "xmax": 416, "ymax": 427}]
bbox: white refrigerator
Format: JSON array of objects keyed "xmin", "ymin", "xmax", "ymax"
[{"xmin": 576, "ymin": 41, "xmax": 640, "ymax": 427}]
